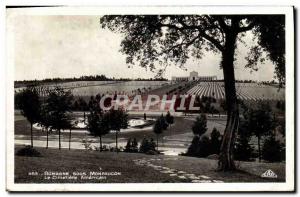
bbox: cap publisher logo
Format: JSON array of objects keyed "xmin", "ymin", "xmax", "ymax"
[{"xmin": 261, "ymin": 169, "xmax": 278, "ymax": 178}]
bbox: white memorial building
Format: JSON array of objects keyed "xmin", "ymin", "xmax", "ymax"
[{"xmin": 172, "ymin": 71, "xmax": 217, "ymax": 81}]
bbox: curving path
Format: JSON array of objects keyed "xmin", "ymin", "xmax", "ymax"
[{"xmin": 133, "ymin": 158, "xmax": 224, "ymax": 183}]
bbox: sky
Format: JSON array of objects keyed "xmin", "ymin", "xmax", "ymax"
[{"xmin": 10, "ymin": 15, "xmax": 277, "ymax": 81}]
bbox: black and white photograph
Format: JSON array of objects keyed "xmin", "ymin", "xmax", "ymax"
[{"xmin": 5, "ymin": 6, "xmax": 295, "ymax": 192}]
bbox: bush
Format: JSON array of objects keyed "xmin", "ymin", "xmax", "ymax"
[
  {"xmin": 109, "ymin": 147, "xmax": 122, "ymax": 152},
  {"xmin": 234, "ymin": 135, "xmax": 254, "ymax": 161},
  {"xmin": 185, "ymin": 136, "xmax": 200, "ymax": 156},
  {"xmin": 192, "ymin": 114, "xmax": 207, "ymax": 136},
  {"xmin": 210, "ymin": 128, "xmax": 221, "ymax": 155},
  {"xmin": 184, "ymin": 136, "xmax": 211, "ymax": 157},
  {"xmin": 234, "ymin": 122, "xmax": 254, "ymax": 161},
  {"xmin": 139, "ymin": 138, "xmax": 156, "ymax": 154},
  {"xmin": 197, "ymin": 136, "xmax": 211, "ymax": 157},
  {"xmin": 262, "ymin": 135, "xmax": 284, "ymax": 162},
  {"xmin": 124, "ymin": 138, "xmax": 138, "ymax": 153},
  {"xmin": 16, "ymin": 146, "xmax": 42, "ymax": 157}
]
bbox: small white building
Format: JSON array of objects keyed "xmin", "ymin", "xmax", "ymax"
[{"xmin": 172, "ymin": 71, "xmax": 217, "ymax": 81}]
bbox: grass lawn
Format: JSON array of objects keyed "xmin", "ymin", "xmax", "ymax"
[
  {"xmin": 15, "ymin": 146, "xmax": 285, "ymax": 183},
  {"xmin": 15, "ymin": 146, "xmax": 179, "ymax": 183}
]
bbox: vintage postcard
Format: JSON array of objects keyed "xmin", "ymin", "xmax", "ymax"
[{"xmin": 6, "ymin": 6, "xmax": 294, "ymax": 192}]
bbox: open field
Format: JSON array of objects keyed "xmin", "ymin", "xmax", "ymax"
[
  {"xmin": 15, "ymin": 146, "xmax": 285, "ymax": 183},
  {"xmin": 71, "ymin": 81, "xmax": 171, "ymax": 97},
  {"xmin": 15, "ymin": 80, "xmax": 284, "ymax": 101},
  {"xmin": 15, "ymin": 80, "xmax": 173, "ymax": 97},
  {"xmin": 186, "ymin": 82, "xmax": 285, "ymax": 101}
]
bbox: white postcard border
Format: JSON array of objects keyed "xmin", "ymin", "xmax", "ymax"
[{"xmin": 6, "ymin": 5, "xmax": 294, "ymax": 192}]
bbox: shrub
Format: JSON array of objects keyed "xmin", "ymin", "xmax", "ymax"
[
  {"xmin": 185, "ymin": 136, "xmax": 211, "ymax": 157},
  {"xmin": 262, "ymin": 135, "xmax": 284, "ymax": 162},
  {"xmin": 192, "ymin": 114, "xmax": 207, "ymax": 136},
  {"xmin": 234, "ymin": 123, "xmax": 254, "ymax": 161},
  {"xmin": 125, "ymin": 138, "xmax": 132, "ymax": 152},
  {"xmin": 124, "ymin": 138, "xmax": 138, "ymax": 153},
  {"xmin": 139, "ymin": 138, "xmax": 156, "ymax": 154},
  {"xmin": 234, "ymin": 134, "xmax": 254, "ymax": 161},
  {"xmin": 109, "ymin": 147, "xmax": 122, "ymax": 152},
  {"xmin": 210, "ymin": 128, "xmax": 222, "ymax": 155},
  {"xmin": 185, "ymin": 136, "xmax": 200, "ymax": 156},
  {"xmin": 16, "ymin": 146, "xmax": 42, "ymax": 157},
  {"xmin": 197, "ymin": 136, "xmax": 211, "ymax": 157}
]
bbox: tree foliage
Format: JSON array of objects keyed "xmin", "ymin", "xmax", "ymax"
[
  {"xmin": 87, "ymin": 110, "xmax": 110, "ymax": 151},
  {"xmin": 165, "ymin": 111, "xmax": 174, "ymax": 125},
  {"xmin": 185, "ymin": 135, "xmax": 211, "ymax": 158},
  {"xmin": 210, "ymin": 127, "xmax": 222, "ymax": 154},
  {"xmin": 17, "ymin": 87, "xmax": 41, "ymax": 147},
  {"xmin": 262, "ymin": 135, "xmax": 284, "ymax": 162},
  {"xmin": 192, "ymin": 114, "xmax": 207, "ymax": 137},
  {"xmin": 101, "ymin": 15, "xmax": 285, "ymax": 84},
  {"xmin": 153, "ymin": 114, "xmax": 168, "ymax": 150},
  {"xmin": 124, "ymin": 138, "xmax": 139, "ymax": 153},
  {"xmin": 106, "ymin": 108, "xmax": 128, "ymax": 152},
  {"xmin": 139, "ymin": 138, "xmax": 156, "ymax": 154},
  {"xmin": 17, "ymin": 88, "xmax": 41, "ymax": 125},
  {"xmin": 243, "ymin": 102, "xmax": 276, "ymax": 161},
  {"xmin": 234, "ymin": 121, "xmax": 254, "ymax": 161},
  {"xmin": 246, "ymin": 103, "xmax": 275, "ymax": 137},
  {"xmin": 45, "ymin": 87, "xmax": 74, "ymax": 149},
  {"xmin": 107, "ymin": 108, "xmax": 129, "ymax": 131}
]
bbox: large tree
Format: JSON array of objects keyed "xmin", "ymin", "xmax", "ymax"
[{"xmin": 100, "ymin": 15, "xmax": 285, "ymax": 170}]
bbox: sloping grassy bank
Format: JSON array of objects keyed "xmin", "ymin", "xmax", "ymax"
[{"xmin": 15, "ymin": 146, "xmax": 284, "ymax": 183}]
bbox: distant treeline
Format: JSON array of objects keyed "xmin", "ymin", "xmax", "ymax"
[
  {"xmin": 236, "ymin": 79, "xmax": 279, "ymax": 84},
  {"xmin": 15, "ymin": 74, "xmax": 168, "ymax": 87}
]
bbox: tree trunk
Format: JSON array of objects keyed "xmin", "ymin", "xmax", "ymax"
[
  {"xmin": 157, "ymin": 135, "xmax": 159, "ymax": 151},
  {"xmin": 30, "ymin": 123, "xmax": 33, "ymax": 148},
  {"xmin": 218, "ymin": 32, "xmax": 239, "ymax": 171},
  {"xmin": 258, "ymin": 134, "xmax": 261, "ymax": 162},
  {"xmin": 59, "ymin": 129, "xmax": 61, "ymax": 150},
  {"xmin": 99, "ymin": 136, "xmax": 102, "ymax": 152},
  {"xmin": 115, "ymin": 131, "xmax": 118, "ymax": 153},
  {"xmin": 46, "ymin": 128, "xmax": 48, "ymax": 149},
  {"xmin": 69, "ymin": 129, "xmax": 72, "ymax": 150}
]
